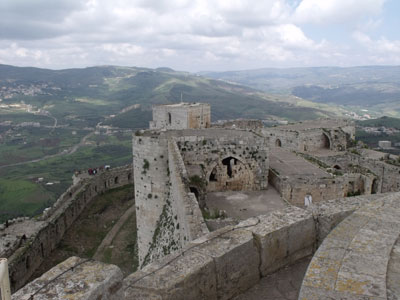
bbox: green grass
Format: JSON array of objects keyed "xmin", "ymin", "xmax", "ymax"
[
  {"xmin": 0, "ymin": 134, "xmax": 133, "ymax": 222},
  {"xmin": 0, "ymin": 178, "xmax": 53, "ymax": 222}
]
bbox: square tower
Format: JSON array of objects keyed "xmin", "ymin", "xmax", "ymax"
[{"xmin": 149, "ymin": 102, "xmax": 211, "ymax": 130}]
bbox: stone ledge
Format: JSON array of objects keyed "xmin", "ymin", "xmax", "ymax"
[
  {"xmin": 12, "ymin": 257, "xmax": 123, "ymax": 300},
  {"xmin": 300, "ymin": 194, "xmax": 400, "ymax": 299}
]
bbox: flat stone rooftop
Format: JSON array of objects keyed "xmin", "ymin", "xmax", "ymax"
[
  {"xmin": 270, "ymin": 148, "xmax": 330, "ymax": 178},
  {"xmin": 205, "ymin": 188, "xmax": 286, "ymax": 220},
  {"xmin": 271, "ymin": 119, "xmax": 352, "ymax": 131}
]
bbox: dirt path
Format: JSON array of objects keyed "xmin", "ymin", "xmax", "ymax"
[{"xmin": 93, "ymin": 202, "xmax": 136, "ymax": 260}]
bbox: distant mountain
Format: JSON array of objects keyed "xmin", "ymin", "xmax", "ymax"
[
  {"xmin": 202, "ymin": 66, "xmax": 400, "ymax": 118},
  {"xmin": 0, "ymin": 64, "xmax": 345, "ymax": 128},
  {"xmin": 357, "ymin": 116, "xmax": 400, "ymax": 130}
]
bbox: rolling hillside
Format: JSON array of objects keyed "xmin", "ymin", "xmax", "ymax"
[
  {"xmin": 0, "ymin": 64, "xmax": 344, "ymax": 128},
  {"xmin": 203, "ymin": 66, "xmax": 400, "ymax": 118}
]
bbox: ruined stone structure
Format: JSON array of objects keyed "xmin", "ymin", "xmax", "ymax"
[
  {"xmin": 264, "ymin": 119, "xmax": 355, "ymax": 152},
  {"xmin": 6, "ymin": 103, "xmax": 400, "ymax": 299},
  {"xmin": 0, "ymin": 165, "xmax": 133, "ymax": 292},
  {"xmin": 133, "ymin": 128, "xmax": 268, "ymax": 266},
  {"xmin": 149, "ymin": 102, "xmax": 211, "ymax": 130},
  {"xmin": 13, "ymin": 192, "xmax": 400, "ymax": 299}
]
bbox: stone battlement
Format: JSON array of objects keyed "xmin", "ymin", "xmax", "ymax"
[
  {"xmin": 15, "ymin": 192, "xmax": 400, "ymax": 299},
  {"xmin": 1, "ymin": 164, "xmax": 133, "ymax": 292}
]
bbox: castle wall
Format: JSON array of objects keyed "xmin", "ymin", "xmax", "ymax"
[
  {"xmin": 124, "ymin": 206, "xmax": 316, "ymax": 300},
  {"xmin": 273, "ymin": 176, "xmax": 347, "ymax": 206},
  {"xmin": 187, "ymin": 104, "xmax": 211, "ymax": 129},
  {"xmin": 132, "ymin": 135, "xmax": 169, "ymax": 266},
  {"xmin": 317, "ymin": 153, "xmax": 400, "ymax": 194},
  {"xmin": 174, "ymin": 130, "xmax": 269, "ymax": 192},
  {"xmin": 133, "ymin": 134, "xmax": 209, "ymax": 267},
  {"xmin": 15, "ymin": 192, "xmax": 398, "ymax": 300},
  {"xmin": 3, "ymin": 165, "xmax": 133, "ymax": 292},
  {"xmin": 140, "ymin": 139, "xmax": 208, "ymax": 266},
  {"xmin": 263, "ymin": 126, "xmax": 350, "ymax": 152},
  {"xmin": 149, "ymin": 103, "xmax": 210, "ymax": 130}
]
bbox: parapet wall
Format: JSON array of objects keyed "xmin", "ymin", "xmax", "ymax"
[
  {"xmin": 124, "ymin": 206, "xmax": 316, "ymax": 300},
  {"xmin": 2, "ymin": 165, "xmax": 133, "ymax": 292},
  {"xmin": 15, "ymin": 192, "xmax": 398, "ymax": 300},
  {"xmin": 124, "ymin": 192, "xmax": 392, "ymax": 300}
]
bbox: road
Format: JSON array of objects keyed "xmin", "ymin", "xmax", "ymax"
[{"xmin": 0, "ymin": 102, "xmax": 138, "ymax": 169}]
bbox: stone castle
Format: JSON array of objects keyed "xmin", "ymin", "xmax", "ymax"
[{"xmin": 2, "ymin": 102, "xmax": 400, "ymax": 299}]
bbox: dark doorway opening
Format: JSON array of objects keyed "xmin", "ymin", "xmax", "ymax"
[
  {"xmin": 371, "ymin": 178, "xmax": 379, "ymax": 194},
  {"xmin": 209, "ymin": 169, "xmax": 217, "ymax": 181},
  {"xmin": 275, "ymin": 139, "xmax": 282, "ymax": 147},
  {"xmin": 322, "ymin": 134, "xmax": 331, "ymax": 149},
  {"xmin": 190, "ymin": 187, "xmax": 199, "ymax": 200},
  {"xmin": 222, "ymin": 157, "xmax": 237, "ymax": 178}
]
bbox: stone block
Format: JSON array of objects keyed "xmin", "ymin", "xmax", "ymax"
[
  {"xmin": 335, "ymin": 270, "xmax": 386, "ymax": 298},
  {"xmin": 301, "ymin": 256, "xmax": 341, "ymax": 291},
  {"xmin": 249, "ymin": 207, "xmax": 315, "ymax": 276},
  {"xmin": 12, "ymin": 257, "xmax": 123, "ymax": 300},
  {"xmin": 124, "ymin": 248, "xmax": 217, "ymax": 300},
  {"xmin": 192, "ymin": 228, "xmax": 260, "ymax": 300}
]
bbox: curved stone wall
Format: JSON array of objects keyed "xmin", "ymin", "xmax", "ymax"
[
  {"xmin": 1, "ymin": 165, "xmax": 133, "ymax": 292},
  {"xmin": 299, "ymin": 193, "xmax": 400, "ymax": 299}
]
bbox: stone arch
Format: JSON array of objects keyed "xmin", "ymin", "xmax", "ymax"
[
  {"xmin": 371, "ymin": 178, "xmax": 379, "ymax": 194},
  {"xmin": 114, "ymin": 176, "xmax": 119, "ymax": 184},
  {"xmin": 275, "ymin": 139, "xmax": 282, "ymax": 147},
  {"xmin": 207, "ymin": 155, "xmax": 254, "ymax": 192},
  {"xmin": 322, "ymin": 133, "xmax": 331, "ymax": 149}
]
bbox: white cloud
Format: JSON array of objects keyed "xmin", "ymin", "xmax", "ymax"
[
  {"xmin": 294, "ymin": 0, "xmax": 385, "ymax": 24},
  {"xmin": 0, "ymin": 0, "xmax": 396, "ymax": 70}
]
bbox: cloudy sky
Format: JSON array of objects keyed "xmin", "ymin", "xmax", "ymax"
[{"xmin": 0, "ymin": 0, "xmax": 399, "ymax": 71}]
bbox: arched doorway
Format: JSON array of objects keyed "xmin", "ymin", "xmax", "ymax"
[
  {"xmin": 333, "ymin": 165, "xmax": 342, "ymax": 170},
  {"xmin": 322, "ymin": 133, "xmax": 331, "ymax": 149},
  {"xmin": 275, "ymin": 139, "xmax": 282, "ymax": 147},
  {"xmin": 371, "ymin": 178, "xmax": 379, "ymax": 194},
  {"xmin": 207, "ymin": 156, "xmax": 253, "ymax": 191}
]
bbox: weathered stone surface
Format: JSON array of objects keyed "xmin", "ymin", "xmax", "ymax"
[
  {"xmin": 248, "ymin": 207, "xmax": 315, "ymax": 276},
  {"xmin": 2, "ymin": 165, "xmax": 133, "ymax": 292},
  {"xmin": 299, "ymin": 194, "xmax": 400, "ymax": 300},
  {"xmin": 192, "ymin": 228, "xmax": 260, "ymax": 300},
  {"xmin": 12, "ymin": 257, "xmax": 123, "ymax": 300},
  {"xmin": 387, "ymin": 238, "xmax": 400, "ymax": 300},
  {"xmin": 124, "ymin": 248, "xmax": 217, "ymax": 300}
]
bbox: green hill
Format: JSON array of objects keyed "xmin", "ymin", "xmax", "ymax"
[
  {"xmin": 0, "ymin": 64, "xmax": 344, "ymax": 129},
  {"xmin": 357, "ymin": 116, "xmax": 400, "ymax": 129},
  {"xmin": 202, "ymin": 66, "xmax": 400, "ymax": 118}
]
